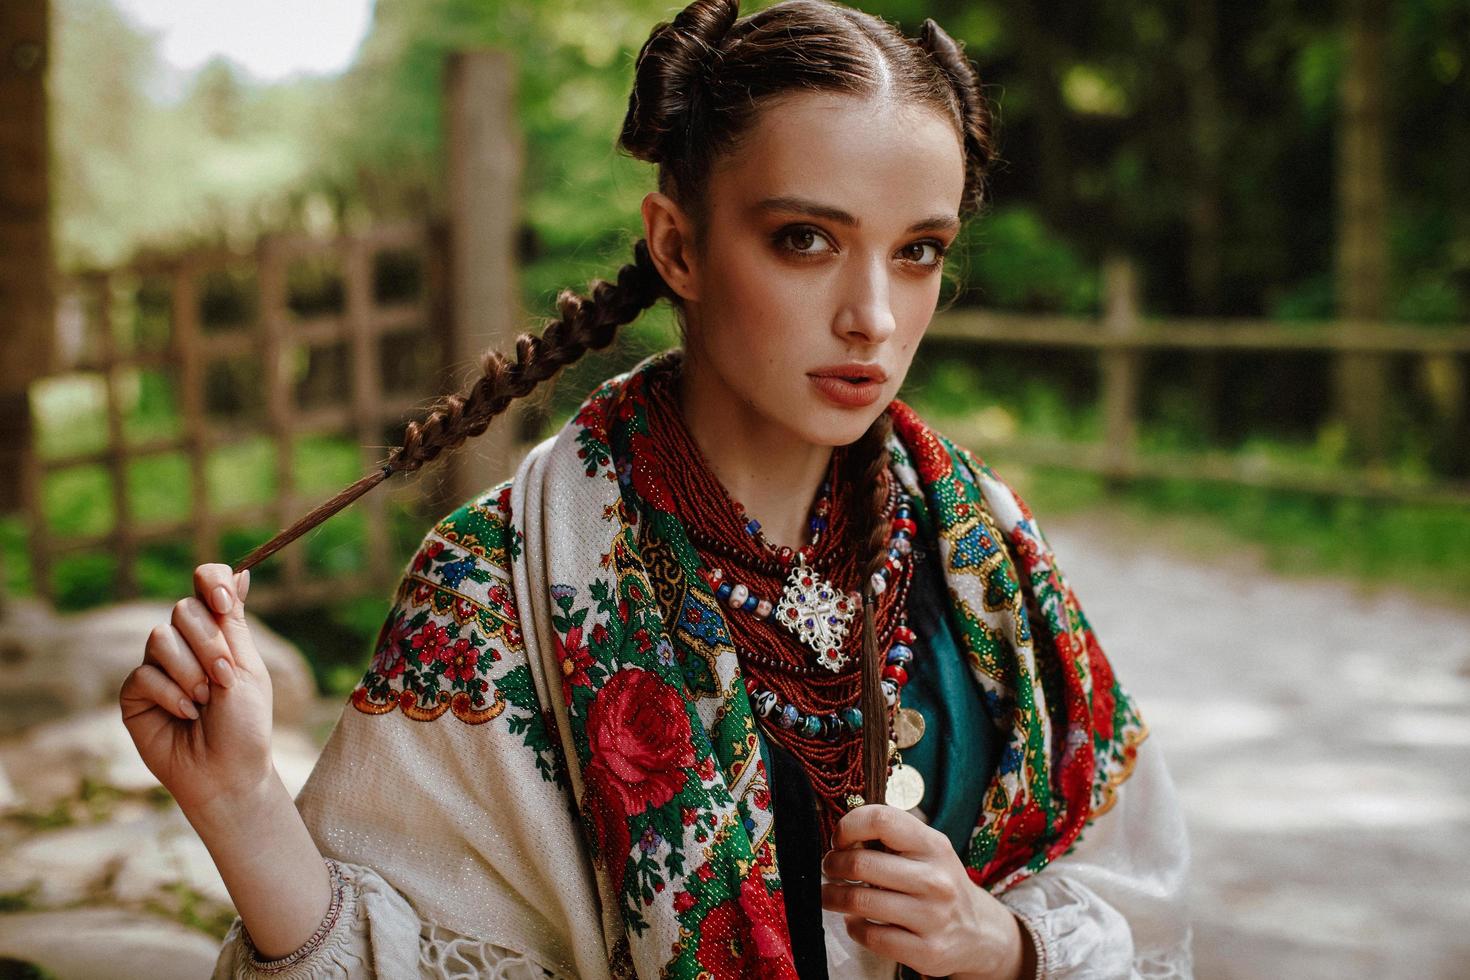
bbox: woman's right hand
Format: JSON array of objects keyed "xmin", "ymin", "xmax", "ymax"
[{"xmin": 119, "ymin": 563, "xmax": 276, "ymax": 817}]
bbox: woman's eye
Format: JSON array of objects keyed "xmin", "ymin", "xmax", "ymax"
[
  {"xmin": 901, "ymin": 241, "xmax": 947, "ymax": 267},
  {"xmin": 776, "ymin": 226, "xmax": 834, "ymax": 257}
]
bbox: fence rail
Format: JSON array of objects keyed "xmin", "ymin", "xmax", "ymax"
[
  {"xmin": 925, "ymin": 259, "xmax": 1470, "ymax": 507},
  {"xmin": 23, "ymin": 220, "xmax": 458, "ymax": 611}
]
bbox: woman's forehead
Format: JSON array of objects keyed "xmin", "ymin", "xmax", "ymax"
[{"xmin": 708, "ymin": 91, "xmax": 966, "ymax": 227}]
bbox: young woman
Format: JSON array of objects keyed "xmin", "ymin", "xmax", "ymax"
[{"xmin": 118, "ymin": 0, "xmax": 1193, "ymax": 976}]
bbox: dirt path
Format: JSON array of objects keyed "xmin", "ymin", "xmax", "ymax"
[{"xmin": 1041, "ymin": 507, "xmax": 1470, "ymax": 980}]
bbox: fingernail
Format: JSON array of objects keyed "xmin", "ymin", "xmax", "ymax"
[
  {"xmin": 179, "ymin": 698, "xmax": 200, "ymax": 720},
  {"xmin": 215, "ymin": 658, "xmax": 236, "ymax": 688},
  {"xmin": 212, "ymin": 586, "xmax": 232, "ymax": 615},
  {"xmin": 239, "ymin": 569, "xmax": 250, "ymax": 601},
  {"xmin": 193, "ymin": 682, "xmax": 210, "ymax": 703}
]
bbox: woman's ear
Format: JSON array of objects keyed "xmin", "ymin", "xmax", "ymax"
[{"xmin": 641, "ymin": 191, "xmax": 701, "ymax": 302}]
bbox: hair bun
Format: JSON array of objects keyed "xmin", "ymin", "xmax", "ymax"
[
  {"xmin": 619, "ymin": 0, "xmax": 740, "ymax": 165},
  {"xmin": 916, "ymin": 17, "xmax": 993, "ymax": 214}
]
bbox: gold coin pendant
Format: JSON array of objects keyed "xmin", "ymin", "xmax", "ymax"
[
  {"xmin": 893, "ymin": 707, "xmax": 926, "ymax": 749},
  {"xmin": 885, "ymin": 763, "xmax": 925, "ymax": 812}
]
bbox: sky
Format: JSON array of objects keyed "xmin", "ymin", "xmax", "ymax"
[{"xmin": 111, "ymin": 0, "xmax": 375, "ymax": 83}]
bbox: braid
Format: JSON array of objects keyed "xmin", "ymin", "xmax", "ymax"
[
  {"xmin": 230, "ymin": 240, "xmax": 669, "ymax": 575},
  {"xmin": 844, "ymin": 410, "xmax": 896, "ymax": 803},
  {"xmin": 915, "ymin": 18, "xmax": 993, "ymax": 217}
]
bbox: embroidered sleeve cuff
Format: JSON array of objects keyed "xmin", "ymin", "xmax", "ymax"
[
  {"xmin": 238, "ymin": 857, "xmax": 358, "ymax": 976},
  {"xmin": 1010, "ymin": 906, "xmax": 1051, "ymax": 980}
]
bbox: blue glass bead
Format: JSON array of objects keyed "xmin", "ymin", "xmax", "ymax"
[
  {"xmin": 745, "ymin": 519, "xmax": 761, "ymax": 535},
  {"xmin": 799, "ymin": 715, "xmax": 822, "ymax": 737},
  {"xmin": 716, "ymin": 582, "xmax": 733, "ymax": 601},
  {"xmin": 841, "ymin": 707, "xmax": 863, "ymax": 731},
  {"xmin": 742, "ymin": 593, "xmax": 760, "ymax": 613},
  {"xmin": 886, "ymin": 644, "xmax": 913, "ymax": 665},
  {"xmin": 779, "ymin": 704, "xmax": 800, "ymax": 729},
  {"xmin": 811, "ymin": 516, "xmax": 828, "ymax": 531}
]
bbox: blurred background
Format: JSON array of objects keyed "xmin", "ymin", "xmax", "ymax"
[{"xmin": 0, "ymin": 0, "xmax": 1466, "ymax": 977}]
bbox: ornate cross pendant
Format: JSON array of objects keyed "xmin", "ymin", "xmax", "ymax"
[{"xmin": 774, "ymin": 556, "xmax": 858, "ymax": 672}]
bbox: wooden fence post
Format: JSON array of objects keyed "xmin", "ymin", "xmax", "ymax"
[
  {"xmin": 444, "ymin": 51, "xmax": 526, "ymax": 508},
  {"xmin": 258, "ymin": 236, "xmax": 304, "ymax": 592},
  {"xmin": 95, "ymin": 273, "xmax": 137, "ymax": 598},
  {"xmin": 344, "ymin": 235, "xmax": 391, "ymax": 592},
  {"xmin": 1334, "ymin": 0, "xmax": 1390, "ymax": 467},
  {"xmin": 1101, "ymin": 257, "xmax": 1141, "ymax": 487},
  {"xmin": 172, "ymin": 258, "xmax": 214, "ymax": 571}
]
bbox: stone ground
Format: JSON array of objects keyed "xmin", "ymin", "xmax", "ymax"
[{"xmin": 1, "ymin": 507, "xmax": 1466, "ymax": 979}]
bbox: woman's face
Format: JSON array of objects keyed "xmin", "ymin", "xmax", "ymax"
[{"xmin": 648, "ymin": 90, "xmax": 966, "ymax": 448}]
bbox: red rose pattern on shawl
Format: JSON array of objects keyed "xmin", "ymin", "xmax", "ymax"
[
  {"xmin": 586, "ymin": 668, "xmax": 695, "ymax": 814},
  {"xmin": 693, "ymin": 873, "xmax": 800, "ymax": 980}
]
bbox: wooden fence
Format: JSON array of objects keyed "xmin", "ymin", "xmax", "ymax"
[
  {"xmin": 18, "ymin": 50, "xmax": 527, "ymax": 613},
  {"xmin": 925, "ymin": 259, "xmax": 1470, "ymax": 507},
  {"xmin": 22, "ymin": 222, "xmax": 461, "ymax": 610}
]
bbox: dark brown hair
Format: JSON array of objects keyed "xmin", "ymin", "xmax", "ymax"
[{"xmin": 235, "ymin": 0, "xmax": 992, "ymax": 805}]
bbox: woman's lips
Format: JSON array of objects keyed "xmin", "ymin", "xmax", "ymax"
[{"xmin": 808, "ymin": 374, "xmax": 883, "ymax": 408}]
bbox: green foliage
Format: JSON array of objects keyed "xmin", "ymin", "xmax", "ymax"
[
  {"xmin": 52, "ymin": 0, "xmax": 334, "ymax": 266},
  {"xmin": 0, "ymin": 957, "xmax": 60, "ymax": 980},
  {"xmin": 958, "ymin": 207, "xmax": 1099, "ymax": 313}
]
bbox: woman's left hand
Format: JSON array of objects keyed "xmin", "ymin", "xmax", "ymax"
[{"xmin": 821, "ymin": 803, "xmax": 1028, "ymax": 980}]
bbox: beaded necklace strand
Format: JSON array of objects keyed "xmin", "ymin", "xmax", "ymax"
[{"xmin": 639, "ymin": 359, "xmax": 927, "ymax": 832}]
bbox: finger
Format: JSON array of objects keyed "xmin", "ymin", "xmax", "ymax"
[
  {"xmin": 830, "ymin": 804, "xmax": 947, "ymax": 857},
  {"xmin": 144, "ymin": 623, "xmax": 213, "ymax": 705},
  {"xmin": 172, "ymin": 596, "xmax": 237, "ymax": 688},
  {"xmin": 193, "ymin": 563, "xmax": 258, "ymax": 667},
  {"xmin": 842, "ymin": 915, "xmax": 930, "ymax": 968},
  {"xmin": 120, "ymin": 663, "xmax": 201, "ymax": 722},
  {"xmin": 821, "ymin": 845, "xmax": 929, "ymax": 895},
  {"xmin": 822, "ymin": 881, "xmax": 928, "ymax": 932},
  {"xmin": 193, "ymin": 562, "xmax": 238, "ymax": 617}
]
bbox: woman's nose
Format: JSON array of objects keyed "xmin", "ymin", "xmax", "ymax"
[{"xmin": 833, "ymin": 257, "xmax": 898, "ymax": 344}]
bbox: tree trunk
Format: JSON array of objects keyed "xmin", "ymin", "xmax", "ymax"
[
  {"xmin": 1333, "ymin": 0, "xmax": 1390, "ymax": 465},
  {"xmin": 1182, "ymin": 0, "xmax": 1226, "ymax": 443},
  {"xmin": 1007, "ymin": 0, "xmax": 1070, "ymax": 225},
  {"xmin": 0, "ymin": 0, "xmax": 53, "ymax": 522}
]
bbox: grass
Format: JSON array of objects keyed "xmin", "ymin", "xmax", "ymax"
[
  {"xmin": 987, "ymin": 465, "xmax": 1470, "ymax": 603},
  {"xmin": 144, "ymin": 881, "xmax": 240, "ymax": 940}
]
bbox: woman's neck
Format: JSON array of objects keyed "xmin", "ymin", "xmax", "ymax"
[{"xmin": 675, "ymin": 351, "xmax": 833, "ymax": 553}]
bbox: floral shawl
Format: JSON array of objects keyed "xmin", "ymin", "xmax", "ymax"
[{"xmin": 313, "ymin": 348, "xmax": 1147, "ymax": 979}]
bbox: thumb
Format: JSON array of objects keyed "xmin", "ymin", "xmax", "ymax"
[{"xmin": 219, "ymin": 569, "xmax": 260, "ymax": 664}]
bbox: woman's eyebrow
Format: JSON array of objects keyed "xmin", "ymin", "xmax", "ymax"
[{"xmin": 751, "ymin": 195, "xmax": 959, "ymax": 234}]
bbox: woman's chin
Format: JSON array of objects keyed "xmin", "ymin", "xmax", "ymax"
[{"xmin": 794, "ymin": 403, "xmax": 889, "ymax": 447}]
